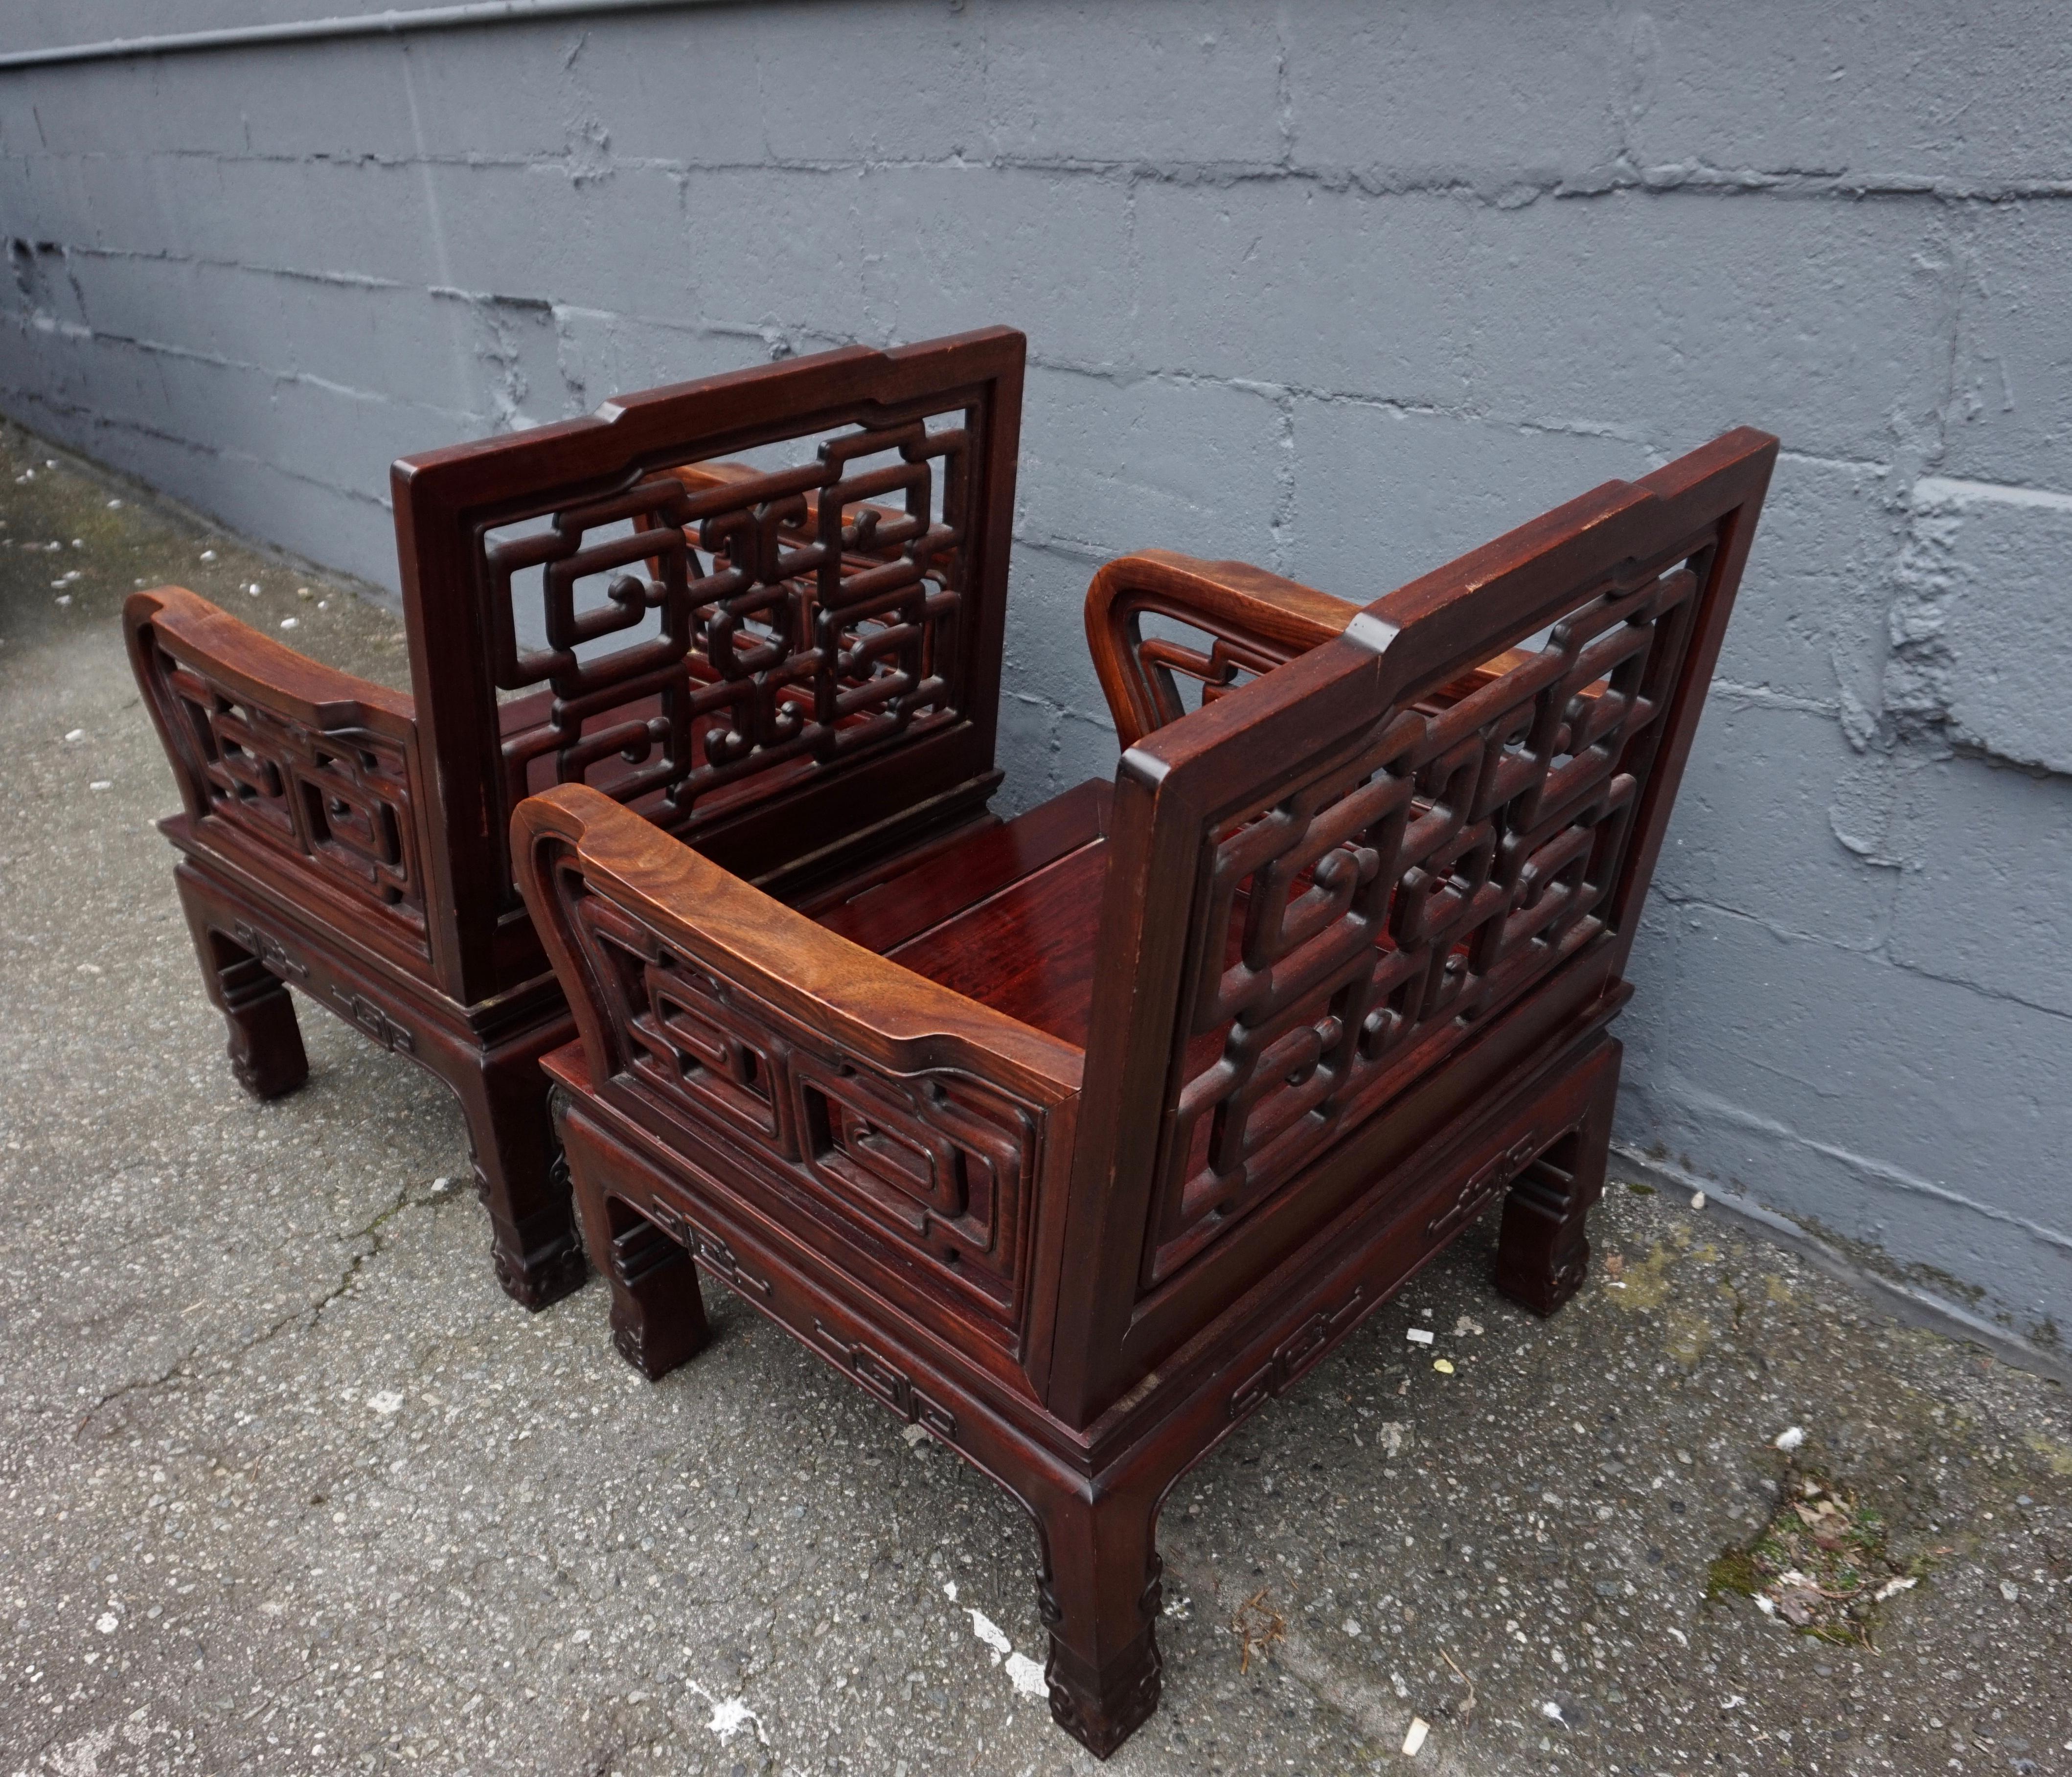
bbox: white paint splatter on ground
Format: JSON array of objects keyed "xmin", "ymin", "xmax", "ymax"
[
  {"xmin": 1004, "ymin": 1651, "xmax": 1048, "ymax": 1699},
  {"xmin": 685, "ymin": 1676, "xmax": 768, "ymax": 1746},
  {"xmin": 954, "ymin": 1594, "xmax": 1051, "ymax": 1701},
  {"xmin": 966, "ymin": 1607, "xmax": 1011, "ymax": 1663},
  {"xmin": 706, "ymin": 1697, "xmax": 760, "ymax": 1742}
]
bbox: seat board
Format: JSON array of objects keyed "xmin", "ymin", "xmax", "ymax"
[
  {"xmin": 805, "ymin": 778, "xmax": 1111, "ymax": 1047},
  {"xmin": 889, "ymin": 840, "xmax": 1109, "ymax": 1047}
]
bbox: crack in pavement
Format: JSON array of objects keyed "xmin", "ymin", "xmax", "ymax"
[{"xmin": 71, "ymin": 1182, "xmax": 451, "ymax": 1438}]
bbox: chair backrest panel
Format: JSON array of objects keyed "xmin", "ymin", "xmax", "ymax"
[
  {"xmin": 1048, "ymin": 429, "xmax": 1776, "ymax": 1419},
  {"xmin": 393, "ymin": 328, "xmax": 1023, "ymax": 1004}
]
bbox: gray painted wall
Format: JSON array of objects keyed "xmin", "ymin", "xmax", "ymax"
[{"xmin": 4, "ymin": 1, "xmax": 2068, "ymax": 1343}]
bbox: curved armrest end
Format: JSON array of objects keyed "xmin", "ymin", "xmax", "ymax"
[
  {"xmin": 124, "ymin": 583, "xmax": 415, "ymax": 735},
  {"xmin": 1085, "ymin": 551, "xmax": 1363, "ymax": 746}
]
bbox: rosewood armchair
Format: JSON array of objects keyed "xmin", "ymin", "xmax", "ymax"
[
  {"xmin": 514, "ymin": 428, "xmax": 1776, "ymax": 1754},
  {"xmin": 124, "ymin": 329, "xmax": 1024, "ymax": 1308}
]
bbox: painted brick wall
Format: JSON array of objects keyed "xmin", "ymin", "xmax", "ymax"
[{"xmin": 4, "ymin": 1, "xmax": 2068, "ymax": 1344}]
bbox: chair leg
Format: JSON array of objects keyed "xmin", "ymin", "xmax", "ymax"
[
  {"xmin": 1033, "ymin": 1482, "xmax": 1164, "ymax": 1759},
  {"xmin": 180, "ymin": 892, "xmax": 309, "ymax": 1101},
  {"xmin": 555, "ymin": 1096, "xmax": 711, "ymax": 1379},
  {"xmin": 450, "ymin": 1053, "xmax": 587, "ymax": 1312},
  {"xmin": 1494, "ymin": 1047, "xmax": 1620, "ymax": 1317},
  {"xmin": 605, "ymin": 1211, "xmax": 712, "ymax": 1381}
]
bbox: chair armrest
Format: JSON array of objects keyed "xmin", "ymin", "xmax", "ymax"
[
  {"xmin": 125, "ymin": 585, "xmax": 415, "ymax": 746},
  {"xmin": 513, "ymin": 782, "xmax": 1083, "ymax": 1106},
  {"xmin": 1083, "ymin": 550, "xmax": 1364, "ymax": 747},
  {"xmin": 123, "ymin": 585, "xmax": 432, "ymax": 944}
]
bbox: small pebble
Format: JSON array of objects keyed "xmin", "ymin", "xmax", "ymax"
[
  {"xmin": 199, "ymin": 549, "xmax": 216, "ymax": 562},
  {"xmin": 107, "ymin": 498, "xmax": 122, "ymax": 509},
  {"xmin": 280, "ymin": 617, "xmax": 299, "ymax": 630},
  {"xmin": 88, "ymin": 780, "xmax": 112, "ymax": 791},
  {"xmin": 247, "ymin": 583, "xmax": 262, "ymax": 597},
  {"xmin": 297, "ymin": 587, "xmax": 313, "ymax": 599},
  {"xmin": 1690, "ymin": 1190, "xmax": 1707, "ymax": 1210}
]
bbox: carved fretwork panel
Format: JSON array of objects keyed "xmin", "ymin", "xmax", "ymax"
[
  {"xmin": 482, "ymin": 418, "xmax": 976, "ymax": 862},
  {"xmin": 566, "ymin": 876, "xmax": 1039, "ymax": 1333},
  {"xmin": 143, "ymin": 639, "xmax": 428, "ymax": 948},
  {"xmin": 1145, "ymin": 550, "xmax": 1708, "ymax": 1288}
]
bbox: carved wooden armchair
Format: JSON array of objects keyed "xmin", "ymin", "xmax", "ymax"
[
  {"xmin": 514, "ymin": 428, "xmax": 1776, "ymax": 1754},
  {"xmin": 124, "ymin": 329, "xmax": 1024, "ymax": 1308}
]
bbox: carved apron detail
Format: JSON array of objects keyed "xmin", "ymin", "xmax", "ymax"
[
  {"xmin": 331, "ymin": 989, "xmax": 414, "ymax": 1053},
  {"xmin": 1229, "ymin": 1285, "xmax": 1370, "ymax": 1419},
  {"xmin": 645, "ymin": 1195, "xmax": 773, "ymax": 1299},
  {"xmin": 813, "ymin": 1321, "xmax": 958, "ymax": 1442},
  {"xmin": 230, "ymin": 920, "xmax": 310, "ymax": 981}
]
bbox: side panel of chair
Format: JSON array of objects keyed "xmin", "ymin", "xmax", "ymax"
[
  {"xmin": 393, "ymin": 328, "xmax": 1025, "ymax": 1007},
  {"xmin": 1045, "ymin": 431, "xmax": 1778, "ymax": 1424},
  {"xmin": 513, "ymin": 785, "xmax": 1083, "ymax": 1399},
  {"xmin": 123, "ymin": 584, "xmax": 437, "ymax": 981}
]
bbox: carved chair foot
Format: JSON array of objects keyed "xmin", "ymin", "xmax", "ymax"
[
  {"xmin": 1494, "ymin": 1212, "xmax": 1592, "ymax": 1317},
  {"xmin": 1494, "ymin": 1048, "xmax": 1618, "ymax": 1319},
  {"xmin": 220, "ymin": 955, "xmax": 309, "ymax": 1101},
  {"xmin": 492, "ymin": 1235, "xmax": 590, "ymax": 1312},
  {"xmin": 1035, "ymin": 1494, "xmax": 1164, "ymax": 1759},
  {"xmin": 459, "ymin": 1072, "xmax": 587, "ymax": 1311},
  {"xmin": 605, "ymin": 1214, "xmax": 710, "ymax": 1380},
  {"xmin": 1045, "ymin": 1612, "xmax": 1162, "ymax": 1759}
]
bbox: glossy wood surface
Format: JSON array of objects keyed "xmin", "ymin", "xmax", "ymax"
[{"xmin": 522, "ymin": 427, "xmax": 1777, "ymax": 1758}]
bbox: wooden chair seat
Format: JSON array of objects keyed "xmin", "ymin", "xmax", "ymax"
[
  {"xmin": 819, "ymin": 779, "xmax": 1110, "ymax": 1042},
  {"xmin": 518, "ymin": 431, "xmax": 1778, "ymax": 1756}
]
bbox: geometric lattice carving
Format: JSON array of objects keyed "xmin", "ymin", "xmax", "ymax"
[
  {"xmin": 146, "ymin": 644, "xmax": 426, "ymax": 943},
  {"xmin": 569, "ymin": 879, "xmax": 1036, "ymax": 1330},
  {"xmin": 1227, "ymin": 1283, "xmax": 1368, "ymax": 1419},
  {"xmin": 485, "ymin": 419, "xmax": 972, "ymax": 840},
  {"xmin": 1148, "ymin": 551, "xmax": 1706, "ymax": 1285},
  {"xmin": 813, "ymin": 1320, "xmax": 959, "ymax": 1441},
  {"xmin": 644, "ymin": 1194, "xmax": 773, "ymax": 1299}
]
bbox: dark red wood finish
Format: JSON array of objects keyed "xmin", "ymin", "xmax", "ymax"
[
  {"xmin": 516, "ymin": 429, "xmax": 1776, "ymax": 1754},
  {"xmin": 124, "ymin": 329, "xmax": 1026, "ymax": 1307}
]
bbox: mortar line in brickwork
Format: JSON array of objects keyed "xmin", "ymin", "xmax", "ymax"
[{"xmin": 10, "ymin": 132, "xmax": 2072, "ymax": 207}]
